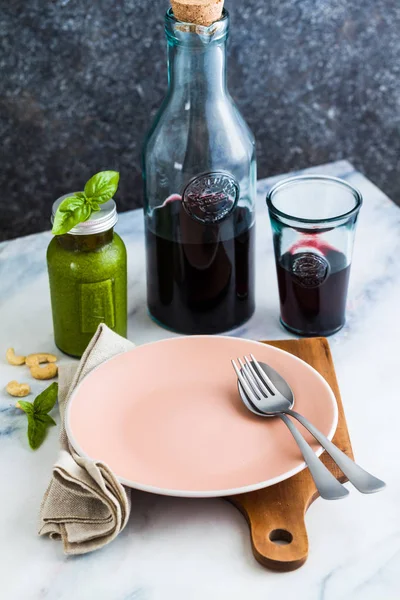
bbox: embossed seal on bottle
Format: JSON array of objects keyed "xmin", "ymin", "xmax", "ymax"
[{"xmin": 182, "ymin": 172, "xmax": 239, "ymax": 224}]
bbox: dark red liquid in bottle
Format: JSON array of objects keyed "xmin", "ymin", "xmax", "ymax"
[
  {"xmin": 145, "ymin": 202, "xmax": 255, "ymax": 334},
  {"xmin": 276, "ymin": 249, "xmax": 351, "ymax": 336}
]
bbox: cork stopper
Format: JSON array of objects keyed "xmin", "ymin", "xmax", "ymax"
[{"xmin": 171, "ymin": 0, "xmax": 224, "ymax": 27}]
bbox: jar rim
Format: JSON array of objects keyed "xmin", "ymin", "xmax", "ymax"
[
  {"xmin": 51, "ymin": 194, "xmax": 118, "ymax": 235},
  {"xmin": 266, "ymin": 175, "xmax": 363, "ymax": 226}
]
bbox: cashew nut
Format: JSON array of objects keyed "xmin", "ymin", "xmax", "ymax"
[
  {"xmin": 6, "ymin": 348, "xmax": 26, "ymax": 366},
  {"xmin": 25, "ymin": 353, "xmax": 58, "ymax": 367},
  {"xmin": 30, "ymin": 363, "xmax": 58, "ymax": 380},
  {"xmin": 6, "ymin": 380, "xmax": 31, "ymax": 397}
]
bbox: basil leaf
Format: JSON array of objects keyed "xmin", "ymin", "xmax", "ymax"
[
  {"xmin": 27, "ymin": 415, "xmax": 48, "ymax": 450},
  {"xmin": 16, "ymin": 400, "xmax": 34, "ymax": 415},
  {"xmin": 52, "ymin": 195, "xmax": 91, "ymax": 236},
  {"xmin": 17, "ymin": 385, "xmax": 59, "ymax": 450},
  {"xmin": 90, "ymin": 201, "xmax": 100, "ymax": 212},
  {"xmin": 33, "ymin": 382, "xmax": 58, "ymax": 415},
  {"xmin": 71, "ymin": 191, "xmax": 86, "ymax": 201},
  {"xmin": 35, "ymin": 413, "xmax": 57, "ymax": 427},
  {"xmin": 84, "ymin": 171, "xmax": 119, "ymax": 204}
]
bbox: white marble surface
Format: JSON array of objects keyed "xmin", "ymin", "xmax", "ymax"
[{"xmin": 0, "ymin": 160, "xmax": 399, "ymax": 599}]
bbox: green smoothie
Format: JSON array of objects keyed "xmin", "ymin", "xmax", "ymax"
[{"xmin": 47, "ymin": 229, "xmax": 127, "ymax": 357}]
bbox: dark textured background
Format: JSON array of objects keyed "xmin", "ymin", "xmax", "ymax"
[{"xmin": 1, "ymin": 0, "xmax": 399, "ymax": 241}]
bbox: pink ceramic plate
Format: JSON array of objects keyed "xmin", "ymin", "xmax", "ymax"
[{"xmin": 66, "ymin": 336, "xmax": 338, "ymax": 497}]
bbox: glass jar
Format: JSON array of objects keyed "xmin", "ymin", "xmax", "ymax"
[
  {"xmin": 267, "ymin": 175, "xmax": 362, "ymax": 336},
  {"xmin": 142, "ymin": 9, "xmax": 256, "ymax": 334},
  {"xmin": 47, "ymin": 195, "xmax": 127, "ymax": 357}
]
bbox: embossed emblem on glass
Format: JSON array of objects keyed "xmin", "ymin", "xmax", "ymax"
[
  {"xmin": 291, "ymin": 253, "xmax": 330, "ymax": 288},
  {"xmin": 182, "ymin": 172, "xmax": 239, "ymax": 223}
]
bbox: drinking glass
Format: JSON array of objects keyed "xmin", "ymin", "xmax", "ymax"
[{"xmin": 266, "ymin": 175, "xmax": 362, "ymax": 336}]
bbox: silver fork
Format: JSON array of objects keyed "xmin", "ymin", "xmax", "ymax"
[
  {"xmin": 232, "ymin": 357, "xmax": 349, "ymax": 500},
  {"xmin": 233, "ymin": 354, "xmax": 385, "ymax": 496}
]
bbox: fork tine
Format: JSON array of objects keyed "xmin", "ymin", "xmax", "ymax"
[
  {"xmin": 249, "ymin": 353, "xmax": 278, "ymax": 396},
  {"xmin": 231, "ymin": 360, "xmax": 260, "ymax": 405},
  {"xmin": 238, "ymin": 358, "xmax": 263, "ymax": 400},
  {"xmin": 244, "ymin": 356, "xmax": 272, "ymax": 396}
]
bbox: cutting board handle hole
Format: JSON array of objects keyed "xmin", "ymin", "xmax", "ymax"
[{"xmin": 269, "ymin": 529, "xmax": 293, "ymax": 545}]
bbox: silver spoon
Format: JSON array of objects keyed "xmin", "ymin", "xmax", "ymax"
[
  {"xmin": 235, "ymin": 355, "xmax": 385, "ymax": 495},
  {"xmin": 233, "ymin": 359, "xmax": 349, "ymax": 500}
]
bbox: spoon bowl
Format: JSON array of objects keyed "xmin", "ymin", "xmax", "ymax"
[{"xmin": 237, "ymin": 360, "xmax": 293, "ymax": 415}]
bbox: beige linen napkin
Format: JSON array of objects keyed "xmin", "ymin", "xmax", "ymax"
[{"xmin": 39, "ymin": 324, "xmax": 134, "ymax": 555}]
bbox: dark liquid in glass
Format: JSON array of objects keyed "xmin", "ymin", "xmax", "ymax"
[
  {"xmin": 276, "ymin": 249, "xmax": 350, "ymax": 336},
  {"xmin": 145, "ymin": 201, "xmax": 255, "ymax": 334}
]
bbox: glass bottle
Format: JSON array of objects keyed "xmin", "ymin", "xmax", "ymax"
[
  {"xmin": 143, "ymin": 8, "xmax": 256, "ymax": 334},
  {"xmin": 47, "ymin": 195, "xmax": 127, "ymax": 357}
]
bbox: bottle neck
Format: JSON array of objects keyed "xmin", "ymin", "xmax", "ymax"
[
  {"xmin": 167, "ymin": 38, "xmax": 227, "ymax": 97},
  {"xmin": 165, "ymin": 8, "xmax": 229, "ymax": 100}
]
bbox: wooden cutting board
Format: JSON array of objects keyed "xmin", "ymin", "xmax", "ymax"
[{"xmin": 227, "ymin": 337, "xmax": 353, "ymax": 572}]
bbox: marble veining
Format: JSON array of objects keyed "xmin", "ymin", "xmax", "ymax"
[{"xmin": 0, "ymin": 161, "xmax": 399, "ymax": 599}]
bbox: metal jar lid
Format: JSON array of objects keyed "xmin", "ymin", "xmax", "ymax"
[{"xmin": 51, "ymin": 193, "xmax": 118, "ymax": 235}]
